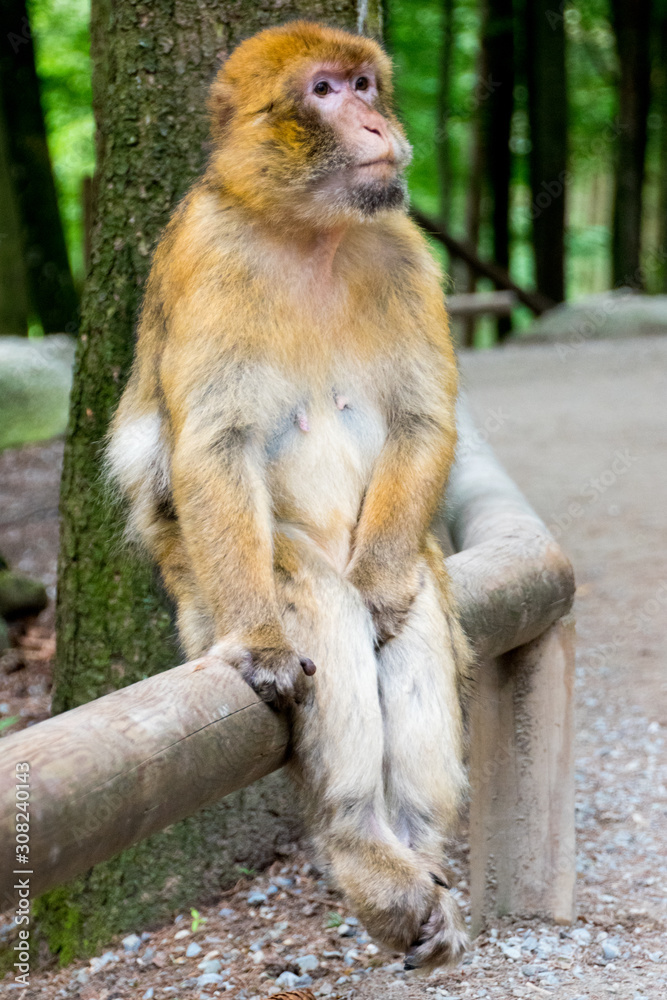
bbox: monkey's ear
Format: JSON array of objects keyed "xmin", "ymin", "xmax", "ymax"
[{"xmin": 208, "ymin": 78, "xmax": 236, "ymax": 142}]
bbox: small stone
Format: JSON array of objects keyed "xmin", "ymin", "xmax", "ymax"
[
  {"xmin": 602, "ymin": 941, "xmax": 620, "ymax": 960},
  {"xmin": 75, "ymin": 969, "xmax": 90, "ymax": 984},
  {"xmin": 218, "ymin": 907, "xmax": 235, "ymax": 918},
  {"xmin": 344, "ymin": 948, "xmax": 359, "ymax": 966},
  {"xmin": 197, "ymin": 972, "xmax": 225, "ymax": 987},
  {"xmin": 521, "ymin": 965, "xmax": 537, "ymax": 977},
  {"xmin": 198, "ymin": 959, "xmax": 222, "ymax": 974},
  {"xmin": 336, "ymin": 976, "xmax": 349, "ymax": 985},
  {"xmin": 537, "ymin": 972, "xmax": 560, "ymax": 987},
  {"xmin": 185, "ymin": 941, "xmax": 202, "ymax": 958},
  {"xmin": 295, "ymin": 974, "xmax": 313, "ymax": 987},
  {"xmin": 317, "ymin": 984, "xmax": 333, "ymax": 995},
  {"xmin": 500, "ymin": 943, "xmax": 522, "ymax": 960},
  {"xmin": 385, "ymin": 962, "xmax": 404, "ymax": 973},
  {"xmin": 365, "ymin": 943, "xmax": 379, "ymax": 955},
  {"xmin": 247, "ymin": 892, "xmax": 268, "ymax": 906},
  {"xmin": 274, "ymin": 877, "xmax": 293, "ymax": 888},
  {"xmin": 267, "ymin": 885, "xmax": 279, "ymax": 896},
  {"xmin": 275, "ymin": 971, "xmax": 299, "ymax": 990},
  {"xmin": 571, "ymin": 928, "xmax": 591, "ymax": 946},
  {"xmin": 142, "ymin": 990, "xmax": 154, "ymax": 1000},
  {"xmin": 337, "ymin": 923, "xmax": 355, "ymax": 937},
  {"xmin": 296, "ymin": 954, "xmax": 319, "ymax": 974},
  {"xmin": 174, "ymin": 928, "xmax": 190, "ymax": 939},
  {"xmin": 122, "ymin": 933, "xmax": 142, "ymax": 953}
]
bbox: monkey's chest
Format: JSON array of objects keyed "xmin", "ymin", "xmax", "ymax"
[{"xmin": 266, "ymin": 390, "xmax": 386, "ymax": 566}]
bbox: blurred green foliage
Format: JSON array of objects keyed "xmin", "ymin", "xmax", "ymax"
[
  {"xmin": 29, "ymin": 0, "xmax": 94, "ymax": 283},
  {"xmin": 27, "ymin": 0, "xmax": 662, "ymax": 300}
]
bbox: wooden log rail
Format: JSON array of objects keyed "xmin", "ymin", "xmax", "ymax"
[{"xmin": 0, "ymin": 399, "xmax": 576, "ymax": 933}]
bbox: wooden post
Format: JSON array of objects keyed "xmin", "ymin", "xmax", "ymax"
[{"xmin": 469, "ymin": 618, "xmax": 576, "ymax": 933}]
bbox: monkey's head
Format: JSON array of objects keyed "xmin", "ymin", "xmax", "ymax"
[{"xmin": 208, "ymin": 22, "xmax": 412, "ymax": 229}]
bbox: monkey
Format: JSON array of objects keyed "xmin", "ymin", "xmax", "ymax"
[{"xmin": 107, "ymin": 21, "xmax": 472, "ymax": 970}]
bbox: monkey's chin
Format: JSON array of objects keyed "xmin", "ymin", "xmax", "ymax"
[{"xmin": 308, "ymin": 174, "xmax": 408, "ymax": 226}]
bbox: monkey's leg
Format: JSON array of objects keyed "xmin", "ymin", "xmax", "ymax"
[
  {"xmin": 377, "ymin": 546, "xmax": 470, "ymax": 969},
  {"xmin": 276, "ymin": 534, "xmax": 437, "ymax": 953}
]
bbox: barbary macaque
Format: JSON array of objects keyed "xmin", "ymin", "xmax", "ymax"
[{"xmin": 107, "ymin": 21, "xmax": 471, "ymax": 969}]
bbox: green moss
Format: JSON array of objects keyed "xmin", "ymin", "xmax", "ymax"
[{"xmin": 33, "ymin": 887, "xmax": 84, "ymax": 967}]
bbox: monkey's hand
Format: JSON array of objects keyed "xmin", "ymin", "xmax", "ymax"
[
  {"xmin": 347, "ymin": 559, "xmax": 423, "ymax": 647},
  {"xmin": 213, "ymin": 637, "xmax": 316, "ymax": 708}
]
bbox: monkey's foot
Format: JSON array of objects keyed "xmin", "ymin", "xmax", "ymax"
[{"xmin": 403, "ymin": 888, "xmax": 468, "ymax": 971}]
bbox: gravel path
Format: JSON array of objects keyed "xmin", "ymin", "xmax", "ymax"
[{"xmin": 1, "ymin": 336, "xmax": 666, "ymax": 999}]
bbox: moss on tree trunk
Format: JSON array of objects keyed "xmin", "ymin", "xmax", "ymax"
[{"xmin": 45, "ymin": 0, "xmax": 381, "ymax": 964}]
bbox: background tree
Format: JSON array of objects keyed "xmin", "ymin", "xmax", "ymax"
[
  {"xmin": 525, "ymin": 0, "xmax": 567, "ymax": 305},
  {"xmin": 0, "ymin": 0, "xmax": 78, "ymax": 332},
  {"xmin": 609, "ymin": 0, "xmax": 652, "ymax": 289},
  {"xmin": 45, "ymin": 0, "xmax": 382, "ymax": 962},
  {"xmin": 0, "ymin": 98, "xmax": 29, "ymax": 335},
  {"xmin": 480, "ymin": 0, "xmax": 514, "ymax": 338}
]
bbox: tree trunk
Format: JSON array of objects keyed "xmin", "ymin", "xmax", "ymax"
[
  {"xmin": 656, "ymin": 5, "xmax": 667, "ymax": 292},
  {"xmin": 0, "ymin": 0, "xmax": 78, "ymax": 332},
  {"xmin": 610, "ymin": 0, "xmax": 652, "ymax": 288},
  {"xmin": 47, "ymin": 0, "xmax": 381, "ymax": 963},
  {"xmin": 0, "ymin": 93, "xmax": 29, "ymax": 335},
  {"xmin": 525, "ymin": 0, "xmax": 567, "ymax": 303},
  {"xmin": 481, "ymin": 0, "xmax": 514, "ymax": 340},
  {"xmin": 436, "ymin": 0, "xmax": 455, "ymax": 230},
  {"xmin": 462, "ymin": 60, "xmax": 484, "ymax": 348}
]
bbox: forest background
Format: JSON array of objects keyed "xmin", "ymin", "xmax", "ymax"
[{"xmin": 3, "ymin": 0, "xmax": 665, "ymax": 348}]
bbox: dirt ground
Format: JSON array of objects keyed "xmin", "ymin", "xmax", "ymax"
[{"xmin": 1, "ymin": 335, "xmax": 666, "ymax": 1000}]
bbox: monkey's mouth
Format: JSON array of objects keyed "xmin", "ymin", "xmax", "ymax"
[{"xmin": 357, "ymin": 157, "xmax": 396, "ymax": 169}]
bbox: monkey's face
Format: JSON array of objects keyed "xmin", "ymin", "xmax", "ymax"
[
  {"xmin": 208, "ymin": 24, "xmax": 412, "ymax": 230},
  {"xmin": 292, "ymin": 63, "xmax": 412, "ymax": 222}
]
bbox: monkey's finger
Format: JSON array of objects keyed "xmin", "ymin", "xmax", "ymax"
[{"xmin": 300, "ymin": 656, "xmax": 317, "ymax": 676}]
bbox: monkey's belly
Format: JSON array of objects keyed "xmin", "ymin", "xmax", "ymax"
[{"xmin": 268, "ymin": 399, "xmax": 386, "ymax": 572}]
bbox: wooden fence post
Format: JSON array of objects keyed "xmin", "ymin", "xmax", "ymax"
[{"xmin": 469, "ymin": 617, "xmax": 576, "ymax": 934}]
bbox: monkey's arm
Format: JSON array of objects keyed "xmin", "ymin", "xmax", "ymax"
[
  {"xmin": 347, "ymin": 362, "xmax": 457, "ymax": 644},
  {"xmin": 170, "ymin": 407, "xmax": 315, "ymax": 704}
]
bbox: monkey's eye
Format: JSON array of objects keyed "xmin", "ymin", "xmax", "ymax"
[
  {"xmin": 314, "ymin": 80, "xmax": 332, "ymax": 96},
  {"xmin": 355, "ymin": 76, "xmax": 370, "ymax": 91}
]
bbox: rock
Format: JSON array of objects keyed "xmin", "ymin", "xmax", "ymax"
[
  {"xmin": 141, "ymin": 931, "xmax": 152, "ymax": 941},
  {"xmin": 296, "ymin": 954, "xmax": 319, "ymax": 973},
  {"xmin": 500, "ymin": 943, "xmax": 522, "ymax": 960},
  {"xmin": 344, "ymin": 949, "xmax": 359, "ymax": 965},
  {"xmin": 197, "ymin": 972, "xmax": 225, "ymax": 987},
  {"xmin": 198, "ymin": 959, "xmax": 222, "ymax": 975},
  {"xmin": 122, "ymin": 934, "xmax": 141, "ymax": 953},
  {"xmin": 570, "ymin": 928, "xmax": 592, "ymax": 947},
  {"xmin": 345, "ymin": 916, "xmax": 359, "ymax": 926},
  {"xmin": 142, "ymin": 990, "xmax": 154, "ymax": 1000},
  {"xmin": 185, "ymin": 941, "xmax": 202, "ymax": 958},
  {"xmin": 218, "ymin": 907, "xmax": 235, "ymax": 918},
  {"xmin": 0, "ymin": 335, "xmax": 75, "ymax": 450},
  {"xmin": 317, "ymin": 984, "xmax": 333, "ymax": 995},
  {"xmin": 247, "ymin": 891, "xmax": 268, "ymax": 906},
  {"xmin": 173, "ymin": 928, "xmax": 190, "ymax": 939},
  {"xmin": 522, "ymin": 290, "xmax": 667, "ymax": 347},
  {"xmin": 602, "ymin": 941, "xmax": 621, "ymax": 960},
  {"xmin": 74, "ymin": 969, "xmax": 90, "ymax": 984},
  {"xmin": 273, "ymin": 877, "xmax": 293, "ymax": 888},
  {"xmin": 384, "ymin": 962, "xmax": 405, "ymax": 973},
  {"xmin": 275, "ymin": 971, "xmax": 299, "ymax": 990},
  {"xmin": 521, "ymin": 965, "xmax": 538, "ymax": 976},
  {"xmin": 295, "ymin": 974, "xmax": 313, "ymax": 987},
  {"xmin": 249, "ymin": 938, "xmax": 266, "ymax": 952},
  {"xmin": 89, "ymin": 951, "xmax": 118, "ymax": 974},
  {"xmin": 537, "ymin": 972, "xmax": 560, "ymax": 988},
  {"xmin": 266, "ymin": 885, "xmax": 279, "ymax": 895},
  {"xmin": 337, "ymin": 923, "xmax": 355, "ymax": 937},
  {"xmin": 365, "ymin": 943, "xmax": 379, "ymax": 955},
  {"xmin": 0, "ymin": 570, "xmax": 47, "ymax": 621}
]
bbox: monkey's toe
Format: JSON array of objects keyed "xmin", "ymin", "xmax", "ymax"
[{"xmin": 403, "ymin": 888, "xmax": 468, "ymax": 971}]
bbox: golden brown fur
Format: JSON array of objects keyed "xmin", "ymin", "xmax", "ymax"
[{"xmin": 108, "ymin": 21, "xmax": 471, "ymax": 969}]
